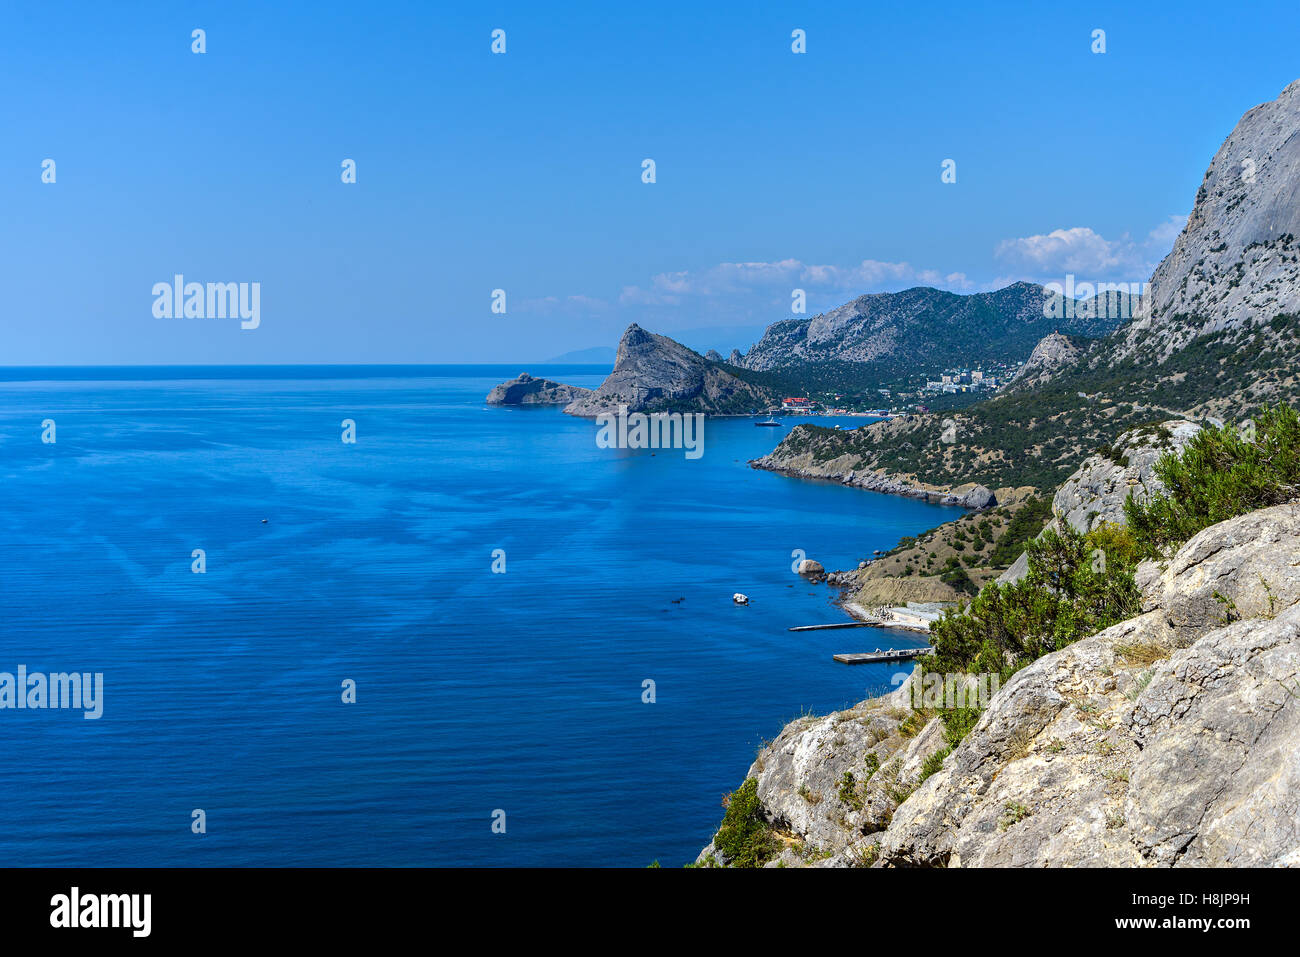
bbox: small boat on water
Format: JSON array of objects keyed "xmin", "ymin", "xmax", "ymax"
[{"xmin": 755, "ymin": 416, "xmax": 782, "ymax": 427}]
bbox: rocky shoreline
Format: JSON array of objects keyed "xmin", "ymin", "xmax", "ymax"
[{"xmin": 750, "ymin": 456, "xmax": 997, "ymax": 510}]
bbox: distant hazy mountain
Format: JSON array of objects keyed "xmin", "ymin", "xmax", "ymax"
[{"xmin": 544, "ymin": 346, "xmax": 617, "ymax": 364}]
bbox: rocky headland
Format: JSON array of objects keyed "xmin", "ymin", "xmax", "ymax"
[
  {"xmin": 485, "ymin": 372, "xmax": 594, "ymax": 406},
  {"xmin": 563, "ymin": 323, "xmax": 780, "ymax": 417}
]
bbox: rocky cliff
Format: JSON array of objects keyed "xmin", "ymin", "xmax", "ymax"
[
  {"xmin": 877, "ymin": 503, "xmax": 1300, "ymax": 868},
  {"xmin": 1049, "ymin": 420, "xmax": 1202, "ymax": 533},
  {"xmin": 563, "ymin": 324, "xmax": 780, "ymax": 416},
  {"xmin": 1004, "ymin": 332, "xmax": 1082, "ymax": 391},
  {"xmin": 1112, "ymin": 79, "xmax": 1300, "ymax": 365},
  {"xmin": 485, "ymin": 372, "xmax": 593, "ymax": 406},
  {"xmin": 699, "ymin": 501, "xmax": 1300, "ymax": 867}
]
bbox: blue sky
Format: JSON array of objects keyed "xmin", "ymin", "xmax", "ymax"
[{"xmin": 3, "ymin": 0, "xmax": 1298, "ymax": 364}]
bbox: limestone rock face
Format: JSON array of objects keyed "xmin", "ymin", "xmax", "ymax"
[
  {"xmin": 1005, "ymin": 332, "xmax": 1081, "ymax": 390},
  {"xmin": 697, "ymin": 678, "xmax": 949, "ymax": 866},
  {"xmin": 996, "ymin": 420, "xmax": 1201, "ymax": 587},
  {"xmin": 877, "ymin": 612, "xmax": 1159, "ymax": 867},
  {"xmin": 1148, "ymin": 501, "xmax": 1300, "ymax": 647},
  {"xmin": 1112, "ymin": 79, "xmax": 1300, "ymax": 363},
  {"xmin": 485, "ymin": 372, "xmax": 593, "ymax": 406},
  {"xmin": 879, "ymin": 504, "xmax": 1300, "ymax": 867},
  {"xmin": 1050, "ymin": 420, "xmax": 1202, "ymax": 533},
  {"xmin": 563, "ymin": 324, "xmax": 778, "ymax": 416},
  {"xmin": 1126, "ymin": 605, "xmax": 1300, "ymax": 866},
  {"xmin": 702, "ymin": 503, "xmax": 1300, "ymax": 867},
  {"xmin": 960, "ymin": 485, "xmax": 996, "ymax": 509},
  {"xmin": 879, "ymin": 591, "xmax": 1300, "ymax": 868}
]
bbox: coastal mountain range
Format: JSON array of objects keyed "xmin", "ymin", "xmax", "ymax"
[
  {"xmin": 496, "ymin": 78, "xmax": 1300, "ymax": 502},
  {"xmin": 691, "ymin": 78, "xmax": 1300, "ymax": 869},
  {"xmin": 753, "ymin": 79, "xmax": 1300, "ymax": 497},
  {"xmin": 483, "ymin": 78, "xmax": 1300, "ymax": 870},
  {"xmin": 733, "ymin": 281, "xmax": 1127, "ymax": 374},
  {"xmin": 491, "ymin": 281, "xmax": 1136, "ymax": 416}
]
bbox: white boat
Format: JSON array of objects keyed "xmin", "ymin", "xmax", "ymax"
[
  {"xmin": 755, "ymin": 416, "xmax": 782, "ymax": 427},
  {"xmin": 733, "ymin": 593, "xmax": 750, "ymax": 605}
]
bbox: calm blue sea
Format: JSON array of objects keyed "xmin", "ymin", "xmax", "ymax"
[{"xmin": 0, "ymin": 366, "xmax": 961, "ymax": 867}]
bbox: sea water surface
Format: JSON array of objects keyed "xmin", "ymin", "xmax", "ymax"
[{"xmin": 0, "ymin": 366, "xmax": 962, "ymax": 866}]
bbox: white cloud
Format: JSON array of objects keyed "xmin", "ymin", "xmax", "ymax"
[
  {"xmin": 994, "ymin": 215, "xmax": 1188, "ymax": 282},
  {"xmin": 620, "ymin": 258, "xmax": 971, "ymax": 305}
]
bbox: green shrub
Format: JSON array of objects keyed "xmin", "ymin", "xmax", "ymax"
[
  {"xmin": 988, "ymin": 495, "xmax": 1052, "ymax": 566},
  {"xmin": 713, "ymin": 778, "xmax": 776, "ymax": 868},
  {"xmin": 939, "ymin": 707, "xmax": 982, "ymax": 748},
  {"xmin": 918, "ymin": 746, "xmax": 951, "ymax": 783},
  {"xmin": 929, "ymin": 522, "xmax": 1141, "ymax": 680},
  {"xmin": 939, "ymin": 562, "xmax": 977, "ymax": 595},
  {"xmin": 863, "ymin": 752, "xmax": 881, "ymax": 780},
  {"xmin": 837, "ymin": 772, "xmax": 863, "ymax": 810},
  {"xmin": 1125, "ymin": 404, "xmax": 1300, "ymax": 558}
]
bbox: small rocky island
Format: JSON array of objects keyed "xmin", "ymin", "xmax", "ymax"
[{"xmin": 485, "ymin": 372, "xmax": 593, "ymax": 406}]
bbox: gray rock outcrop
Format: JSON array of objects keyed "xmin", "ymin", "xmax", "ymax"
[
  {"xmin": 996, "ymin": 419, "xmax": 1200, "ymax": 586},
  {"xmin": 563, "ymin": 324, "xmax": 778, "ymax": 416},
  {"xmin": 701, "ymin": 502, "xmax": 1300, "ymax": 867},
  {"xmin": 1050, "ymin": 420, "xmax": 1202, "ymax": 533},
  {"xmin": 1112, "ymin": 79, "xmax": 1300, "ymax": 364},
  {"xmin": 696, "ymin": 677, "xmax": 950, "ymax": 867},
  {"xmin": 1004, "ymin": 332, "xmax": 1082, "ymax": 390},
  {"xmin": 880, "ymin": 502, "xmax": 1300, "ymax": 867},
  {"xmin": 485, "ymin": 372, "xmax": 593, "ymax": 406}
]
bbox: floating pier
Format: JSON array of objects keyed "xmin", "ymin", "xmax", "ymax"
[{"xmin": 832, "ymin": 647, "xmax": 934, "ymax": 665}]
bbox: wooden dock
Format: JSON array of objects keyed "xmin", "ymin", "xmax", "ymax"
[
  {"xmin": 833, "ymin": 647, "xmax": 934, "ymax": 665},
  {"xmin": 788, "ymin": 621, "xmax": 878, "ymax": 632}
]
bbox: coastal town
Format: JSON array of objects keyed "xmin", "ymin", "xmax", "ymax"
[{"xmin": 768, "ymin": 358, "xmax": 1025, "ymax": 417}]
